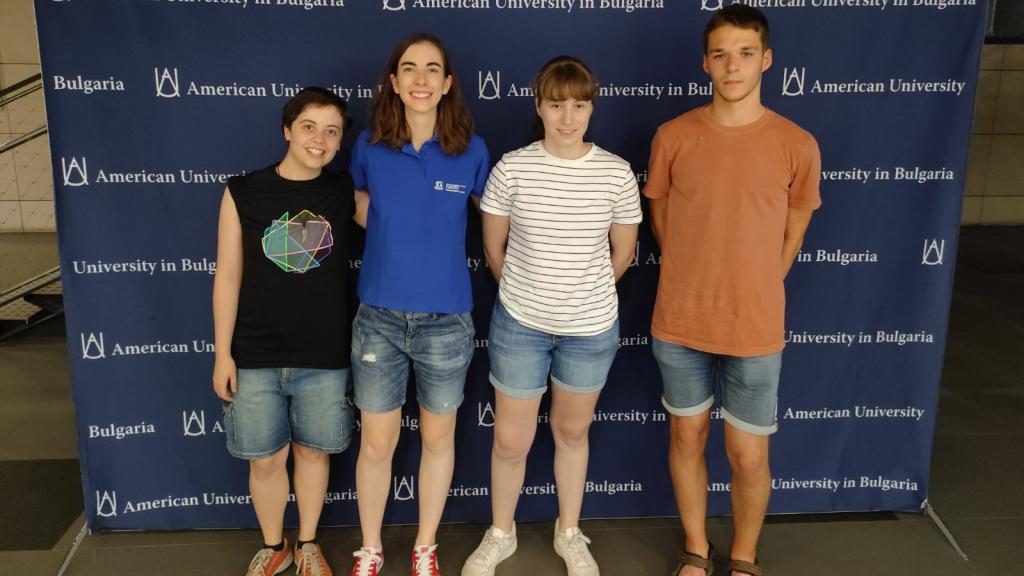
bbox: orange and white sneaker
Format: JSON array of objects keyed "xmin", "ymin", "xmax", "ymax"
[
  {"xmin": 245, "ymin": 541, "xmax": 293, "ymax": 576},
  {"xmin": 351, "ymin": 547, "xmax": 383, "ymax": 576},
  {"xmin": 296, "ymin": 542, "xmax": 333, "ymax": 576},
  {"xmin": 412, "ymin": 544, "xmax": 441, "ymax": 576}
]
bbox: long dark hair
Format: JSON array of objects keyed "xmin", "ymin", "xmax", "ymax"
[{"xmin": 370, "ymin": 33, "xmax": 473, "ymax": 156}]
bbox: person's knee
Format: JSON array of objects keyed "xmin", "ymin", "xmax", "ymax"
[
  {"xmin": 420, "ymin": 426, "xmax": 454, "ymax": 456},
  {"xmin": 727, "ymin": 442, "xmax": 769, "ymax": 478},
  {"xmin": 550, "ymin": 418, "xmax": 591, "ymax": 449},
  {"xmin": 291, "ymin": 442, "xmax": 327, "ymax": 463},
  {"xmin": 359, "ymin": 431, "xmax": 399, "ymax": 463},
  {"xmin": 671, "ymin": 416, "xmax": 710, "ymax": 457},
  {"xmin": 250, "ymin": 446, "xmax": 289, "ymax": 480},
  {"xmin": 493, "ymin": 427, "xmax": 533, "ymax": 463}
]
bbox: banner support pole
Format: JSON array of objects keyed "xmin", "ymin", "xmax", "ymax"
[
  {"xmin": 56, "ymin": 519, "xmax": 89, "ymax": 576},
  {"xmin": 922, "ymin": 499, "xmax": 969, "ymax": 561}
]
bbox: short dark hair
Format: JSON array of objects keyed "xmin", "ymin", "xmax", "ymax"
[
  {"xmin": 703, "ymin": 5, "xmax": 770, "ymax": 54},
  {"xmin": 281, "ymin": 87, "xmax": 349, "ymax": 132}
]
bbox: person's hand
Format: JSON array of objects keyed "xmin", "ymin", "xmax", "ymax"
[{"xmin": 212, "ymin": 356, "xmax": 238, "ymax": 402}]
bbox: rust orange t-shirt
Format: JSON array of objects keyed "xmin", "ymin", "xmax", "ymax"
[{"xmin": 643, "ymin": 107, "xmax": 821, "ymax": 356}]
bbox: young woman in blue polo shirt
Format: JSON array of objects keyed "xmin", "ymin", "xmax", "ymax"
[{"xmin": 348, "ymin": 33, "xmax": 489, "ymax": 576}]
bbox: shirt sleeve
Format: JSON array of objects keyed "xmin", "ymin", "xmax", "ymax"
[
  {"xmin": 642, "ymin": 125, "xmax": 672, "ymax": 200},
  {"xmin": 613, "ymin": 165, "xmax": 643, "ymax": 225},
  {"xmin": 470, "ymin": 138, "xmax": 490, "ymax": 198},
  {"xmin": 480, "ymin": 159, "xmax": 511, "ymax": 216},
  {"xmin": 788, "ymin": 133, "xmax": 822, "ymax": 210},
  {"xmin": 349, "ymin": 132, "xmax": 368, "ymax": 191}
]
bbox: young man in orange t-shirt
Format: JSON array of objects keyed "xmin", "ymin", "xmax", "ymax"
[{"xmin": 643, "ymin": 6, "xmax": 821, "ymax": 576}]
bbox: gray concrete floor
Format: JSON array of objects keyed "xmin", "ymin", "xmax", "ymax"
[{"xmin": 0, "ymin": 228, "xmax": 1021, "ymax": 576}]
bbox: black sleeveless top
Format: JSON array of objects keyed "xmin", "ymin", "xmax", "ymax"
[{"xmin": 227, "ymin": 165, "xmax": 354, "ymax": 369}]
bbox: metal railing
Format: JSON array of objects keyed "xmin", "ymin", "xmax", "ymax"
[{"xmin": 0, "ymin": 73, "xmax": 47, "ymax": 155}]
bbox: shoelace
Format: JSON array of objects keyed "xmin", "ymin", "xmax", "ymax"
[
  {"xmin": 352, "ymin": 548, "xmax": 382, "ymax": 576},
  {"xmin": 469, "ymin": 530, "xmax": 509, "ymax": 566},
  {"xmin": 413, "ymin": 545, "xmax": 438, "ymax": 576},
  {"xmin": 248, "ymin": 548, "xmax": 275, "ymax": 574},
  {"xmin": 560, "ymin": 530, "xmax": 594, "ymax": 567},
  {"xmin": 297, "ymin": 545, "xmax": 326, "ymax": 576}
]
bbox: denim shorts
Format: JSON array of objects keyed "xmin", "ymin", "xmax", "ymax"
[
  {"xmin": 351, "ymin": 303, "xmax": 474, "ymax": 415},
  {"xmin": 488, "ymin": 299, "xmax": 620, "ymax": 399},
  {"xmin": 652, "ymin": 338, "xmax": 782, "ymax": 436},
  {"xmin": 224, "ymin": 367, "xmax": 354, "ymax": 459}
]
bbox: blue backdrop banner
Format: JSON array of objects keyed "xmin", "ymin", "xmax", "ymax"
[{"xmin": 35, "ymin": 0, "xmax": 985, "ymax": 531}]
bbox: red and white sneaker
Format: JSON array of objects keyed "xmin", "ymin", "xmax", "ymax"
[
  {"xmin": 412, "ymin": 544, "xmax": 441, "ymax": 576},
  {"xmin": 351, "ymin": 547, "xmax": 383, "ymax": 576}
]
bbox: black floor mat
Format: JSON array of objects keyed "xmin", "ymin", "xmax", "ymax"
[{"xmin": 0, "ymin": 459, "xmax": 83, "ymax": 551}]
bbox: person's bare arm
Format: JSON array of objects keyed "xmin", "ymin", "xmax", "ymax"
[
  {"xmin": 353, "ymin": 189, "xmax": 369, "ymax": 229},
  {"xmin": 781, "ymin": 207, "xmax": 814, "ymax": 278},
  {"xmin": 212, "ymin": 189, "xmax": 243, "ymax": 402},
  {"xmin": 609, "ymin": 223, "xmax": 639, "ymax": 281},
  {"xmin": 482, "ymin": 212, "xmax": 510, "ymax": 284}
]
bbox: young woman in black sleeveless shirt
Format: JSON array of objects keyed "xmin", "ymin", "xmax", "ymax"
[{"xmin": 212, "ymin": 87, "xmax": 354, "ymax": 576}]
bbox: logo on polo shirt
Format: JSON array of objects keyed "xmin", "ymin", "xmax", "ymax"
[
  {"xmin": 434, "ymin": 180, "xmax": 468, "ymax": 194},
  {"xmin": 922, "ymin": 239, "xmax": 944, "ymax": 266}
]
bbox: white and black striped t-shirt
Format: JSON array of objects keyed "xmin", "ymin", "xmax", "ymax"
[{"xmin": 481, "ymin": 141, "xmax": 642, "ymax": 336}]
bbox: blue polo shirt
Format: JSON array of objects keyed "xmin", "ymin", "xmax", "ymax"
[{"xmin": 351, "ymin": 129, "xmax": 489, "ymax": 313}]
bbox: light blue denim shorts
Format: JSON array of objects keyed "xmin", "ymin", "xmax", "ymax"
[
  {"xmin": 488, "ymin": 299, "xmax": 620, "ymax": 399},
  {"xmin": 224, "ymin": 367, "xmax": 354, "ymax": 459},
  {"xmin": 351, "ymin": 303, "xmax": 475, "ymax": 415},
  {"xmin": 652, "ymin": 337, "xmax": 782, "ymax": 436}
]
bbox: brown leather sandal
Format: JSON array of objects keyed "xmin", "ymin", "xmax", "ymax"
[
  {"xmin": 672, "ymin": 543, "xmax": 715, "ymax": 576},
  {"xmin": 727, "ymin": 558, "xmax": 762, "ymax": 576}
]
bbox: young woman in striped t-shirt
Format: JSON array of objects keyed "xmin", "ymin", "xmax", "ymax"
[{"xmin": 463, "ymin": 56, "xmax": 642, "ymax": 576}]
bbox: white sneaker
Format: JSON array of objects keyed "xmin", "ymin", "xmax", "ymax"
[
  {"xmin": 461, "ymin": 524, "xmax": 518, "ymax": 576},
  {"xmin": 553, "ymin": 519, "xmax": 599, "ymax": 576}
]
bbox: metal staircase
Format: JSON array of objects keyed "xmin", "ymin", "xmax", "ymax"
[{"xmin": 1, "ymin": 73, "xmax": 61, "ymax": 340}]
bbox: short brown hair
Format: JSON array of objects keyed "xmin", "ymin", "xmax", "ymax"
[
  {"xmin": 281, "ymin": 87, "xmax": 349, "ymax": 132},
  {"xmin": 531, "ymin": 55, "xmax": 598, "ymax": 105},
  {"xmin": 703, "ymin": 5, "xmax": 770, "ymax": 54},
  {"xmin": 370, "ymin": 33, "xmax": 473, "ymax": 157}
]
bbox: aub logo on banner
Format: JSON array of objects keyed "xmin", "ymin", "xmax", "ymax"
[
  {"xmin": 81, "ymin": 332, "xmax": 105, "ymax": 360},
  {"xmin": 701, "ymin": 0, "xmax": 724, "ymax": 10},
  {"xmin": 154, "ymin": 67, "xmax": 180, "ymax": 98},
  {"xmin": 382, "ymin": 0, "xmax": 406, "ymax": 9},
  {"xmin": 61, "ymin": 157, "xmax": 89, "ymax": 187},
  {"xmin": 183, "ymin": 410, "xmax": 225, "ymax": 436},
  {"xmin": 922, "ymin": 239, "xmax": 945, "ymax": 266},
  {"xmin": 183, "ymin": 410, "xmax": 207, "ymax": 436},
  {"xmin": 393, "ymin": 476, "xmax": 416, "ymax": 501},
  {"xmin": 479, "ymin": 71, "xmax": 501, "ymax": 101},
  {"xmin": 782, "ymin": 67, "xmax": 806, "ymax": 97},
  {"xmin": 96, "ymin": 490, "xmax": 118, "ymax": 518},
  {"xmin": 478, "ymin": 402, "xmax": 496, "ymax": 427}
]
